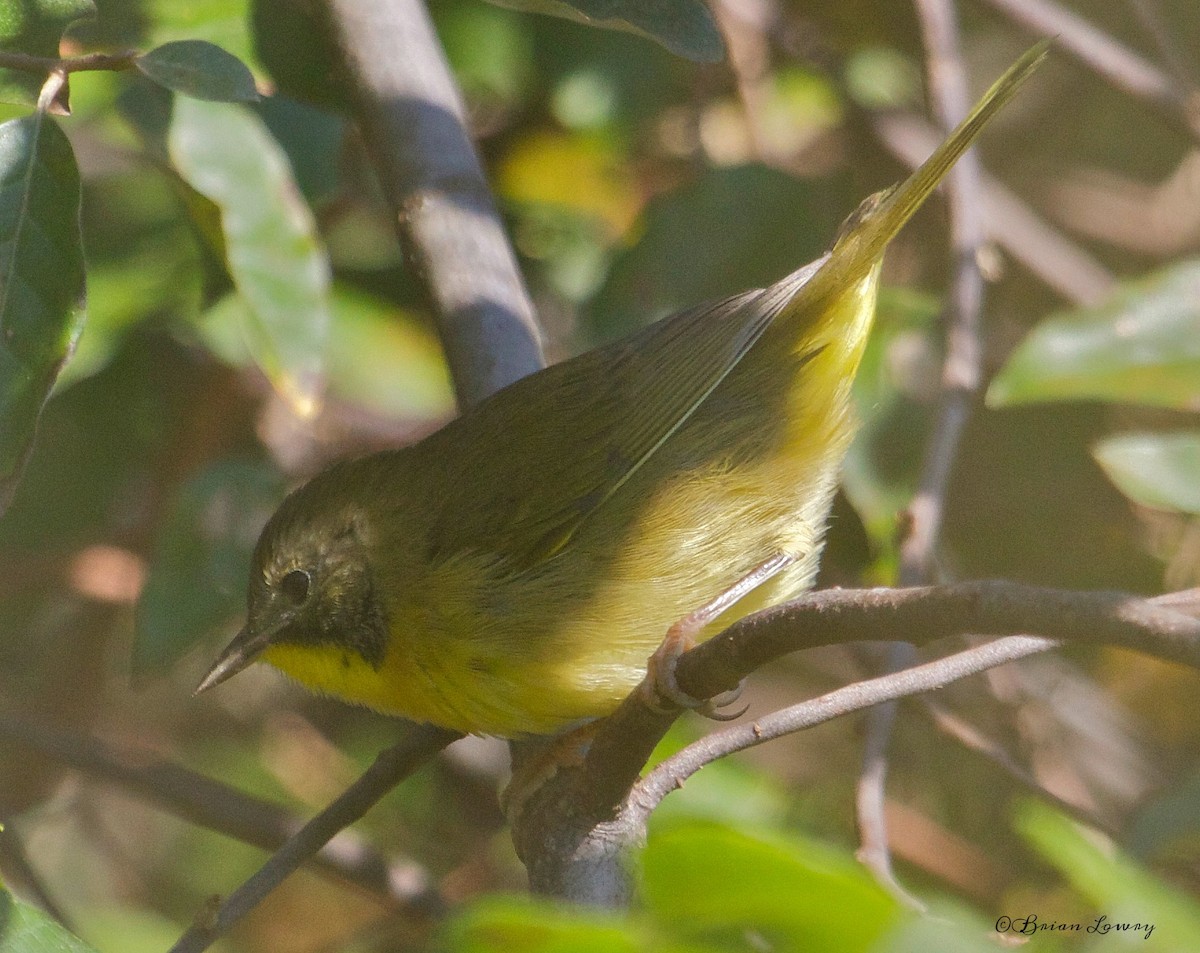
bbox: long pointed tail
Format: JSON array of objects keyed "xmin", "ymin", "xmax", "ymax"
[{"xmin": 804, "ymin": 40, "xmax": 1049, "ymax": 308}]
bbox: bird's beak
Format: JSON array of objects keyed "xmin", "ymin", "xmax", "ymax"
[{"xmin": 194, "ymin": 623, "xmax": 276, "ymax": 695}]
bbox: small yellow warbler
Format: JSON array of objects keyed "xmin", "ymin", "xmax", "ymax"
[{"xmin": 198, "ymin": 45, "xmax": 1047, "ymax": 737}]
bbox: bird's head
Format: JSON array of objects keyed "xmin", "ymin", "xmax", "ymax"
[{"xmin": 195, "ymin": 467, "xmax": 388, "ymax": 695}]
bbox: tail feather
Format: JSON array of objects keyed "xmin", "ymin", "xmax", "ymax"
[{"xmin": 795, "ymin": 40, "xmax": 1050, "ymax": 315}]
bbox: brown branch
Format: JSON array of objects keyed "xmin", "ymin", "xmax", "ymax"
[
  {"xmin": 511, "ymin": 582, "xmax": 1200, "ymax": 904},
  {"xmin": 0, "ymin": 709, "xmax": 442, "ymax": 912},
  {"xmin": 168, "ymin": 724, "xmax": 461, "ymax": 953},
  {"xmin": 634, "ymin": 634, "xmax": 1058, "ymax": 817},
  {"xmin": 0, "ymin": 49, "xmax": 137, "ymax": 75},
  {"xmin": 321, "ymin": 0, "xmax": 545, "ymax": 409}
]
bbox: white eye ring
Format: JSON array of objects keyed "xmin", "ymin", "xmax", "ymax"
[{"xmin": 280, "ymin": 568, "xmax": 311, "ymax": 604}]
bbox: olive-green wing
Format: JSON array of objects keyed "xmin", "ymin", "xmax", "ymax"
[{"xmin": 422, "ymin": 258, "xmax": 825, "ymax": 569}]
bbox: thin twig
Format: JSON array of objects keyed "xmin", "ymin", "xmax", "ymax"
[
  {"xmin": 0, "ymin": 709, "xmax": 440, "ymax": 910},
  {"xmin": 1128, "ymin": 0, "xmax": 1200, "ymax": 106},
  {"xmin": 513, "ymin": 581, "xmax": 1200, "ymax": 903},
  {"xmin": 321, "ymin": 0, "xmax": 544, "ymax": 409},
  {"xmin": 918, "ymin": 696, "xmax": 1113, "ymax": 832},
  {"xmin": 634, "ymin": 635, "xmax": 1058, "ymax": 817},
  {"xmin": 0, "ymin": 49, "xmax": 138, "ymax": 75},
  {"xmin": 168, "ymin": 724, "xmax": 461, "ymax": 953},
  {"xmin": 899, "ymin": 0, "xmax": 986, "ymax": 587},
  {"xmin": 860, "ymin": 0, "xmax": 986, "ymax": 904},
  {"xmin": 977, "ymin": 0, "xmax": 1200, "ymax": 139}
]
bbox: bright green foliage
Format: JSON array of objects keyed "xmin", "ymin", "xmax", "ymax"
[
  {"xmin": 643, "ymin": 822, "xmax": 900, "ymax": 953},
  {"xmin": 0, "ymin": 886, "xmax": 99, "ymax": 953},
  {"xmin": 0, "ymin": 0, "xmax": 95, "ymax": 107},
  {"xmin": 168, "ymin": 95, "xmax": 332, "ymax": 417},
  {"xmin": 1018, "ymin": 801, "xmax": 1200, "ymax": 952},
  {"xmin": 135, "ymin": 40, "xmax": 259, "ymax": 103},
  {"xmin": 1093, "ymin": 431, "xmax": 1200, "ymax": 515},
  {"xmin": 988, "ymin": 260, "xmax": 1200, "ymax": 411},
  {"xmin": 0, "ymin": 113, "xmax": 84, "ymax": 514}
]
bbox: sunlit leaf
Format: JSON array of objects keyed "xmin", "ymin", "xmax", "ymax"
[
  {"xmin": 442, "ymin": 896, "xmax": 647, "ymax": 953},
  {"xmin": 0, "ymin": 885, "xmax": 100, "ymax": 952},
  {"xmin": 0, "ymin": 114, "xmax": 85, "ymax": 514},
  {"xmin": 642, "ymin": 822, "xmax": 900, "ymax": 952},
  {"xmin": 134, "ymin": 459, "xmax": 284, "ymax": 679},
  {"xmin": 485, "ymin": 0, "xmax": 723, "ymax": 63},
  {"xmin": 168, "ymin": 96, "xmax": 331, "ymax": 416},
  {"xmin": 1017, "ymin": 800, "xmax": 1200, "ymax": 949},
  {"xmin": 195, "ymin": 285, "xmax": 454, "ymax": 422},
  {"xmin": 136, "ymin": 40, "xmax": 259, "ymax": 103},
  {"xmin": 0, "ymin": 0, "xmax": 95, "ymax": 108},
  {"xmin": 498, "ymin": 131, "xmax": 641, "ymax": 240},
  {"xmin": 988, "ymin": 260, "xmax": 1200, "ymax": 411},
  {"xmin": 1093, "ymin": 431, "xmax": 1200, "ymax": 515}
]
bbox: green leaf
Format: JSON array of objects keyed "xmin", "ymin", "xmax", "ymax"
[
  {"xmin": 134, "ymin": 459, "xmax": 284, "ymax": 679},
  {"xmin": 642, "ymin": 822, "xmax": 901, "ymax": 952},
  {"xmin": 1017, "ymin": 800, "xmax": 1200, "ymax": 950},
  {"xmin": 136, "ymin": 40, "xmax": 259, "ymax": 103},
  {"xmin": 589, "ymin": 165, "xmax": 831, "ymax": 340},
  {"xmin": 195, "ymin": 285, "xmax": 454, "ymax": 422},
  {"xmin": 485, "ymin": 0, "xmax": 723, "ymax": 63},
  {"xmin": 987, "ymin": 259, "xmax": 1200, "ymax": 411},
  {"xmin": 1093, "ymin": 431, "xmax": 1200, "ymax": 515},
  {"xmin": 168, "ymin": 96, "xmax": 331, "ymax": 416},
  {"xmin": 0, "ymin": 885, "xmax": 100, "ymax": 952},
  {"xmin": 0, "ymin": 0, "xmax": 95, "ymax": 108},
  {"xmin": 442, "ymin": 896, "xmax": 647, "ymax": 953},
  {"xmin": 144, "ymin": 0, "xmax": 257, "ymax": 70},
  {"xmin": 0, "ymin": 113, "xmax": 85, "ymax": 514}
]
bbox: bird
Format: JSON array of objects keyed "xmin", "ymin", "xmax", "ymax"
[{"xmin": 195, "ymin": 43, "xmax": 1047, "ymax": 738}]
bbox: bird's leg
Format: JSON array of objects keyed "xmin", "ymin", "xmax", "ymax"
[{"xmin": 643, "ymin": 552, "xmax": 796, "ymax": 717}]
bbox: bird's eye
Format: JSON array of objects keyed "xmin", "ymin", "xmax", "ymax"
[{"xmin": 280, "ymin": 568, "xmax": 311, "ymax": 604}]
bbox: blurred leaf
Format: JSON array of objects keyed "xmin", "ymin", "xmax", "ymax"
[
  {"xmin": 843, "ymin": 287, "xmax": 941, "ymax": 557},
  {"xmin": 442, "ymin": 896, "xmax": 647, "ymax": 953},
  {"xmin": 436, "ymin": 0, "xmax": 534, "ymax": 107},
  {"xmin": 485, "ymin": 0, "xmax": 723, "ymax": 63},
  {"xmin": 145, "ymin": 0, "xmax": 257, "ymax": 70},
  {"xmin": 0, "ymin": 0, "xmax": 95, "ymax": 108},
  {"xmin": 0, "ymin": 113, "xmax": 84, "ymax": 514},
  {"xmin": 196, "ymin": 285, "xmax": 454, "ymax": 421},
  {"xmin": 1093, "ymin": 431, "xmax": 1200, "ymax": 514},
  {"xmin": 988, "ymin": 260, "xmax": 1200, "ymax": 412},
  {"xmin": 134, "ymin": 458, "xmax": 284, "ymax": 679},
  {"xmin": 0, "ymin": 885, "xmax": 99, "ymax": 952},
  {"xmin": 499, "ymin": 131, "xmax": 641, "ymax": 240},
  {"xmin": 645, "ymin": 725, "xmax": 792, "ymax": 829},
  {"xmin": 642, "ymin": 822, "xmax": 900, "ymax": 952},
  {"xmin": 168, "ymin": 95, "xmax": 331, "ymax": 417},
  {"xmin": 589, "ymin": 165, "xmax": 832, "ymax": 340},
  {"xmin": 135, "ymin": 40, "xmax": 259, "ymax": 103},
  {"xmin": 250, "ymin": 0, "xmax": 347, "ymax": 110},
  {"xmin": 1128, "ymin": 767, "xmax": 1200, "ymax": 865},
  {"xmin": 1017, "ymin": 801, "xmax": 1200, "ymax": 950}
]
